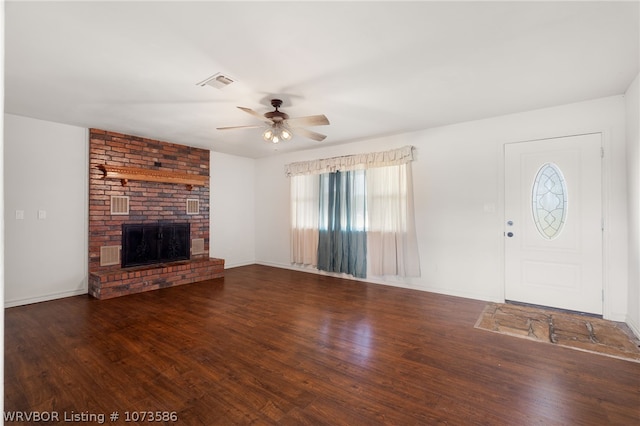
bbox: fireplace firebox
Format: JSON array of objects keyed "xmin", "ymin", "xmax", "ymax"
[{"xmin": 122, "ymin": 223, "xmax": 190, "ymax": 268}]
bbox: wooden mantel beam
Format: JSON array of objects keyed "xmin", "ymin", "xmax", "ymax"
[{"xmin": 98, "ymin": 165, "xmax": 209, "ymax": 190}]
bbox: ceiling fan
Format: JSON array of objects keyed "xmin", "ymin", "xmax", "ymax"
[{"xmin": 217, "ymin": 99, "xmax": 330, "ymax": 143}]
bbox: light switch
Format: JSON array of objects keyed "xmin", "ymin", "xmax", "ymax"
[
  {"xmin": 38, "ymin": 210, "xmax": 47, "ymax": 220},
  {"xmin": 15, "ymin": 210, "xmax": 24, "ymax": 220}
]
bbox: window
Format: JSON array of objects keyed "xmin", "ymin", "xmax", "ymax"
[
  {"xmin": 532, "ymin": 162, "xmax": 568, "ymax": 240},
  {"xmin": 287, "ymin": 146, "xmax": 420, "ymax": 278}
]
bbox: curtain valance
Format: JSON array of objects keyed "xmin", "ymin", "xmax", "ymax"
[{"xmin": 285, "ymin": 145, "xmax": 415, "ymax": 177}]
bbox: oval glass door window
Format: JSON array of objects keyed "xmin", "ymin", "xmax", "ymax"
[{"xmin": 531, "ymin": 163, "xmax": 568, "ymax": 240}]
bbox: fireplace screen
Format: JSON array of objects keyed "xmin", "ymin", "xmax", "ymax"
[{"xmin": 122, "ymin": 223, "xmax": 190, "ymax": 268}]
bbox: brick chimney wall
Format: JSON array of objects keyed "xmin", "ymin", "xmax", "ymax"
[{"xmin": 88, "ymin": 129, "xmax": 210, "ymax": 273}]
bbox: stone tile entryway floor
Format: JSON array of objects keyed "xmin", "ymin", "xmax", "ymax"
[{"xmin": 475, "ymin": 302, "xmax": 640, "ymax": 363}]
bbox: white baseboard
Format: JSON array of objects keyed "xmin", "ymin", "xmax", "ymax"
[
  {"xmin": 223, "ymin": 260, "xmax": 258, "ymax": 269},
  {"xmin": 626, "ymin": 315, "xmax": 640, "ymax": 340},
  {"xmin": 254, "ymin": 261, "xmax": 500, "ymax": 304},
  {"xmin": 5, "ymin": 288, "xmax": 88, "ymax": 308}
]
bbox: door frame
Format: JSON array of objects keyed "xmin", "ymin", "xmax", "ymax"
[{"xmin": 500, "ymin": 130, "xmax": 612, "ymax": 318}]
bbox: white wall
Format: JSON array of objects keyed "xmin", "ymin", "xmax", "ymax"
[
  {"xmin": 2, "ymin": 94, "xmax": 632, "ymax": 324},
  {"xmin": 626, "ymin": 73, "xmax": 640, "ymax": 336},
  {"xmin": 254, "ymin": 95, "xmax": 629, "ymax": 321},
  {"xmin": 1, "ymin": 11, "xmax": 5, "ymax": 409},
  {"xmin": 4, "ymin": 114, "xmax": 88, "ymax": 307},
  {"xmin": 210, "ymin": 151, "xmax": 256, "ymax": 268}
]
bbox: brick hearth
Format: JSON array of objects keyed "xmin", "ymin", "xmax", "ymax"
[
  {"xmin": 88, "ymin": 129, "xmax": 223, "ymax": 299},
  {"xmin": 89, "ymin": 258, "xmax": 224, "ymax": 300}
]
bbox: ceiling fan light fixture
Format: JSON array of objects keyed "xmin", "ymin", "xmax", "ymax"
[
  {"xmin": 219, "ymin": 99, "xmax": 327, "ymax": 143},
  {"xmin": 263, "ymin": 124, "xmax": 292, "ymax": 144}
]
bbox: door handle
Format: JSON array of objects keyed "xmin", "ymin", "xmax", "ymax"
[{"xmin": 506, "ymin": 220, "xmax": 514, "ymax": 237}]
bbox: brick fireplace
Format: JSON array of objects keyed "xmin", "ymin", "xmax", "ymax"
[{"xmin": 88, "ymin": 129, "xmax": 224, "ymax": 299}]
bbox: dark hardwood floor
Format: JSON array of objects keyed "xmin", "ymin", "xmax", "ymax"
[{"xmin": 5, "ymin": 265, "xmax": 640, "ymax": 425}]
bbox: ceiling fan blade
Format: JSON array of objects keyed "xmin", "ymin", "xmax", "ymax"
[
  {"xmin": 293, "ymin": 127, "xmax": 327, "ymax": 142},
  {"xmin": 286, "ymin": 114, "xmax": 330, "ymax": 127},
  {"xmin": 237, "ymin": 106, "xmax": 272, "ymax": 123},
  {"xmin": 216, "ymin": 124, "xmax": 265, "ymax": 130}
]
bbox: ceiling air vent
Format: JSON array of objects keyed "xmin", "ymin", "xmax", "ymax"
[{"xmin": 196, "ymin": 73, "xmax": 235, "ymax": 89}]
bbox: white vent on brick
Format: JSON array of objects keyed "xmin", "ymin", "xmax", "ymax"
[
  {"xmin": 110, "ymin": 195, "xmax": 130, "ymax": 215},
  {"xmin": 100, "ymin": 246, "xmax": 121, "ymax": 266},
  {"xmin": 192, "ymin": 238, "xmax": 205, "ymax": 255},
  {"xmin": 186, "ymin": 199, "xmax": 200, "ymax": 215}
]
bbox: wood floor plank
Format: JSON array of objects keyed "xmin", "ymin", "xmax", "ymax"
[{"xmin": 5, "ymin": 264, "xmax": 640, "ymax": 424}]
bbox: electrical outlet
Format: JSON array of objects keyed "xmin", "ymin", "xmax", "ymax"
[
  {"xmin": 38, "ymin": 210, "xmax": 47, "ymax": 220},
  {"xmin": 15, "ymin": 210, "xmax": 24, "ymax": 220}
]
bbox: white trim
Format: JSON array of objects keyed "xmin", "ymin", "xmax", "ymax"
[
  {"xmin": 627, "ymin": 315, "xmax": 640, "ymax": 339},
  {"xmin": 223, "ymin": 260, "xmax": 259, "ymax": 269},
  {"xmin": 497, "ymin": 139, "xmax": 506, "ymax": 303},
  {"xmin": 601, "ymin": 128, "xmax": 613, "ymax": 320},
  {"xmin": 83, "ymin": 128, "xmax": 90, "ymax": 300},
  {"xmin": 5, "ymin": 289, "xmax": 88, "ymax": 308},
  {"xmin": 255, "ymin": 261, "xmax": 502, "ymax": 303}
]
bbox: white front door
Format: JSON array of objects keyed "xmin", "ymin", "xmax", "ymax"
[{"xmin": 504, "ymin": 133, "xmax": 603, "ymax": 314}]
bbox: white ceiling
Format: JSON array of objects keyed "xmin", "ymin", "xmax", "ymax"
[{"xmin": 4, "ymin": 1, "xmax": 639, "ymax": 158}]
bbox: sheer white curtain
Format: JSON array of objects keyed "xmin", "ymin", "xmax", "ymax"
[
  {"xmin": 366, "ymin": 162, "xmax": 421, "ymax": 277},
  {"xmin": 290, "ymin": 174, "xmax": 320, "ymax": 266}
]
